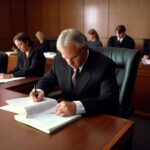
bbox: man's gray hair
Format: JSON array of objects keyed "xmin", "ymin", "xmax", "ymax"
[{"xmin": 56, "ymin": 28, "xmax": 88, "ymax": 51}]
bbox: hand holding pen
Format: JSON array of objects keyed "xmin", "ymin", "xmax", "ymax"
[
  {"xmin": 34, "ymin": 84, "xmax": 38, "ymax": 97},
  {"xmin": 29, "ymin": 84, "xmax": 45, "ymax": 102}
]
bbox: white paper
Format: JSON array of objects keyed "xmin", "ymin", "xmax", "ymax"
[
  {"xmin": 0, "ymin": 105, "xmax": 18, "ymax": 113},
  {"xmin": 14, "ymin": 113, "xmax": 81, "ymax": 134},
  {"xmin": 0, "ymin": 77, "xmax": 25, "ymax": 83},
  {"xmin": 44, "ymin": 52, "xmax": 56, "ymax": 59},
  {"xmin": 5, "ymin": 51, "xmax": 17, "ymax": 56},
  {"xmin": 141, "ymin": 59, "xmax": 150, "ymax": 65},
  {"xmin": 1, "ymin": 96, "xmax": 81, "ymax": 134},
  {"xmin": 5, "ymin": 97, "xmax": 57, "ymax": 117}
]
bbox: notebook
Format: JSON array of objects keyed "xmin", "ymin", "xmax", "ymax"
[{"xmin": 0, "ymin": 97, "xmax": 81, "ymax": 134}]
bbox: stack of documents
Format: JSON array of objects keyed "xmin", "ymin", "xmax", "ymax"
[{"xmin": 0, "ymin": 97, "xmax": 81, "ymax": 134}]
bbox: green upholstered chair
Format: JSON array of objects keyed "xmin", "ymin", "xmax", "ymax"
[{"xmin": 92, "ymin": 47, "xmax": 141, "ymax": 118}]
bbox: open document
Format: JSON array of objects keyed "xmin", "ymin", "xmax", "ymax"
[
  {"xmin": 0, "ymin": 97, "xmax": 81, "ymax": 134},
  {"xmin": 0, "ymin": 77, "xmax": 25, "ymax": 83}
]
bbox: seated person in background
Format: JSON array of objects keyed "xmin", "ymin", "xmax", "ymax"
[
  {"xmin": 35, "ymin": 31, "xmax": 57, "ymax": 52},
  {"xmin": 141, "ymin": 39, "xmax": 150, "ymax": 60},
  {"xmin": 87, "ymin": 28, "xmax": 103, "ymax": 48},
  {"xmin": 30, "ymin": 28, "xmax": 119, "ymax": 117},
  {"xmin": 0, "ymin": 32, "xmax": 45, "ymax": 79},
  {"xmin": 107, "ymin": 25, "xmax": 135, "ymax": 49},
  {"xmin": 142, "ymin": 54, "xmax": 149, "ymax": 61},
  {"xmin": 11, "ymin": 45, "xmax": 19, "ymax": 52}
]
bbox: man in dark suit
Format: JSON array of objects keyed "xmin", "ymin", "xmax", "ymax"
[
  {"xmin": 35, "ymin": 31, "xmax": 57, "ymax": 52},
  {"xmin": 30, "ymin": 28, "xmax": 119, "ymax": 116},
  {"xmin": 107, "ymin": 25, "xmax": 135, "ymax": 49}
]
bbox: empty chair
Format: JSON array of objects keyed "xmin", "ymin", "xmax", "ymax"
[
  {"xmin": 143, "ymin": 39, "xmax": 150, "ymax": 56},
  {"xmin": 47, "ymin": 38, "xmax": 57, "ymax": 52},
  {"xmin": 91, "ymin": 47, "xmax": 141, "ymax": 118}
]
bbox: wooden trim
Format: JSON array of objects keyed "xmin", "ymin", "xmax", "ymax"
[
  {"xmin": 134, "ymin": 111, "xmax": 150, "ymax": 120},
  {"xmin": 103, "ymin": 116, "xmax": 134, "ymax": 150}
]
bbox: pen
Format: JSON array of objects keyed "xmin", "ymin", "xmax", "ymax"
[{"xmin": 34, "ymin": 84, "xmax": 38, "ymax": 97}]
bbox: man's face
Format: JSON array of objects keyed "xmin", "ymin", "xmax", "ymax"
[
  {"xmin": 116, "ymin": 31, "xmax": 125, "ymax": 39},
  {"xmin": 60, "ymin": 43, "xmax": 87, "ymax": 69},
  {"xmin": 88, "ymin": 33, "xmax": 95, "ymax": 41}
]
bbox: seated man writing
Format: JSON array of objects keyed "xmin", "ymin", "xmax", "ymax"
[{"xmin": 30, "ymin": 28, "xmax": 119, "ymax": 117}]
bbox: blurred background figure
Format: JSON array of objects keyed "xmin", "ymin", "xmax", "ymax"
[
  {"xmin": 141, "ymin": 39, "xmax": 150, "ymax": 60},
  {"xmin": 0, "ymin": 32, "xmax": 45, "ymax": 79},
  {"xmin": 107, "ymin": 25, "xmax": 135, "ymax": 49},
  {"xmin": 12, "ymin": 46, "xmax": 18, "ymax": 52},
  {"xmin": 87, "ymin": 28, "xmax": 103, "ymax": 48},
  {"xmin": 35, "ymin": 31, "xmax": 46, "ymax": 44},
  {"xmin": 35, "ymin": 31, "xmax": 57, "ymax": 52}
]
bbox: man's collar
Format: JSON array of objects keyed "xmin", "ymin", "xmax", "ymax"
[{"xmin": 74, "ymin": 49, "xmax": 89, "ymax": 72}]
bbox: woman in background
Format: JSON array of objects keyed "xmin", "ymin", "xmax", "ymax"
[
  {"xmin": 87, "ymin": 28, "xmax": 103, "ymax": 48},
  {"xmin": 0, "ymin": 32, "xmax": 45, "ymax": 79}
]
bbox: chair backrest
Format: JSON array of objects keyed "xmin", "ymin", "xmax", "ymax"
[
  {"xmin": 47, "ymin": 38, "xmax": 57, "ymax": 52},
  {"xmin": 0, "ymin": 52, "xmax": 8, "ymax": 73},
  {"xmin": 91, "ymin": 47, "xmax": 141, "ymax": 118},
  {"xmin": 143, "ymin": 39, "xmax": 150, "ymax": 55}
]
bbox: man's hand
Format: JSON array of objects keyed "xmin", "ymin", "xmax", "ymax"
[
  {"xmin": 56, "ymin": 101, "xmax": 76, "ymax": 116},
  {"xmin": 29, "ymin": 89, "xmax": 45, "ymax": 102}
]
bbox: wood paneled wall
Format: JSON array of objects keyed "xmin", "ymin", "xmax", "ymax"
[
  {"xmin": 0, "ymin": 0, "xmax": 26, "ymax": 51},
  {"xmin": 0, "ymin": 0, "xmax": 150, "ymax": 51}
]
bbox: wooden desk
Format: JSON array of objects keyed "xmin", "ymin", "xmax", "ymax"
[
  {"xmin": 132, "ymin": 63, "xmax": 150, "ymax": 118},
  {"xmin": 0, "ymin": 89, "xmax": 134, "ymax": 150},
  {"xmin": 7, "ymin": 54, "xmax": 55, "ymax": 73},
  {"xmin": 45, "ymin": 57, "xmax": 54, "ymax": 72},
  {"xmin": 7, "ymin": 55, "xmax": 17, "ymax": 72},
  {"xmin": 0, "ymin": 77, "xmax": 40, "ymax": 94}
]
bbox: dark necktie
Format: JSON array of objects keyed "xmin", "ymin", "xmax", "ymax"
[{"xmin": 72, "ymin": 68, "xmax": 79, "ymax": 88}]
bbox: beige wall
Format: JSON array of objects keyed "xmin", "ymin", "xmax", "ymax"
[{"xmin": 0, "ymin": 0, "xmax": 150, "ymax": 51}]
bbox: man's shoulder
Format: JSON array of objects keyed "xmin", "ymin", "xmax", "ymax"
[
  {"xmin": 109, "ymin": 36, "xmax": 117, "ymax": 40},
  {"xmin": 54, "ymin": 52, "xmax": 66, "ymax": 64},
  {"xmin": 86, "ymin": 49, "xmax": 116, "ymax": 73},
  {"xmin": 125, "ymin": 35, "xmax": 134, "ymax": 41}
]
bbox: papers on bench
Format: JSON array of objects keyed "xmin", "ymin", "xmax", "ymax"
[
  {"xmin": 0, "ymin": 77, "xmax": 25, "ymax": 83},
  {"xmin": 43, "ymin": 52, "xmax": 56, "ymax": 59},
  {"xmin": 0, "ymin": 97, "xmax": 81, "ymax": 134},
  {"xmin": 5, "ymin": 51, "xmax": 17, "ymax": 56},
  {"xmin": 141, "ymin": 59, "xmax": 150, "ymax": 65}
]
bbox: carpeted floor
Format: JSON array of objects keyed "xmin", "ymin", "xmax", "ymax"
[{"xmin": 129, "ymin": 116, "xmax": 150, "ymax": 150}]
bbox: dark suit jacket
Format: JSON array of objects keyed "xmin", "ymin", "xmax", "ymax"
[
  {"xmin": 0, "ymin": 52, "xmax": 8, "ymax": 73},
  {"xmin": 36, "ymin": 38, "xmax": 57, "ymax": 52},
  {"xmin": 9, "ymin": 47, "xmax": 46, "ymax": 77},
  {"xmin": 88, "ymin": 40, "xmax": 103, "ymax": 48},
  {"xmin": 107, "ymin": 35, "xmax": 135, "ymax": 49},
  {"xmin": 37, "ymin": 50, "xmax": 119, "ymax": 115}
]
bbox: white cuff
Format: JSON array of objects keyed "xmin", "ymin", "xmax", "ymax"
[{"xmin": 74, "ymin": 101, "xmax": 86, "ymax": 114}]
